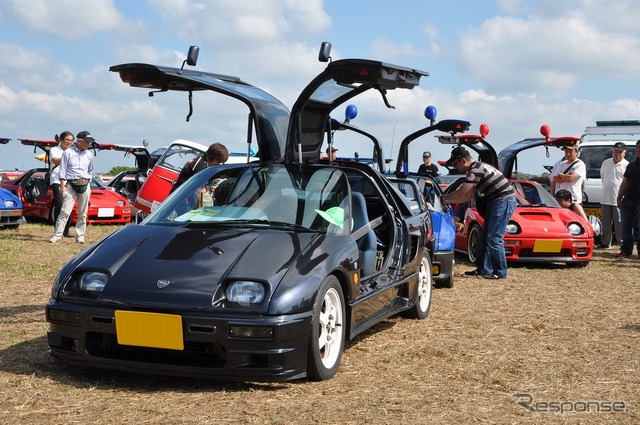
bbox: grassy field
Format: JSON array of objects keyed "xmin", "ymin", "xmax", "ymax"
[{"xmin": 0, "ymin": 223, "xmax": 638, "ymax": 424}]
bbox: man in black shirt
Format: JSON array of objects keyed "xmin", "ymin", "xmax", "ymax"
[
  {"xmin": 170, "ymin": 143, "xmax": 229, "ymax": 193},
  {"xmin": 417, "ymin": 151, "xmax": 440, "ymax": 177},
  {"xmin": 616, "ymin": 139, "xmax": 640, "ymax": 258}
]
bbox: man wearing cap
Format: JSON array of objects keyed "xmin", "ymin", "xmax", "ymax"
[
  {"xmin": 417, "ymin": 151, "xmax": 439, "ymax": 177},
  {"xmin": 550, "ymin": 144, "xmax": 586, "ymax": 204},
  {"xmin": 615, "ymin": 139, "xmax": 640, "ymax": 259},
  {"xmin": 327, "ymin": 146, "xmax": 338, "ymax": 161},
  {"xmin": 443, "ymin": 146, "xmax": 516, "ymax": 279},
  {"xmin": 598, "ymin": 142, "xmax": 628, "ymax": 249},
  {"xmin": 169, "ymin": 142, "xmax": 229, "ymax": 194},
  {"xmin": 49, "ymin": 131, "xmax": 95, "ymax": 244}
]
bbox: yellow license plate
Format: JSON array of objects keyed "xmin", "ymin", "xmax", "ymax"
[
  {"xmin": 533, "ymin": 240, "xmax": 563, "ymax": 253},
  {"xmin": 115, "ymin": 310, "xmax": 184, "ymax": 350},
  {"xmin": 583, "ymin": 208, "xmax": 601, "ymax": 218}
]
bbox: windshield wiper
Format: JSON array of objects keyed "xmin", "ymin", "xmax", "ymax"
[{"xmin": 220, "ymin": 219, "xmax": 316, "ymax": 232}]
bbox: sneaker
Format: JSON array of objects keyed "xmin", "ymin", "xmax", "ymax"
[
  {"xmin": 49, "ymin": 237, "xmax": 60, "ymax": 244},
  {"xmin": 596, "ymin": 244, "xmax": 612, "ymax": 250},
  {"xmin": 76, "ymin": 238, "xmax": 85, "ymax": 244},
  {"xmin": 483, "ymin": 272, "xmax": 503, "ymax": 280},
  {"xmin": 464, "ymin": 268, "xmax": 482, "ymax": 277},
  {"xmin": 615, "ymin": 251, "xmax": 630, "ymax": 258}
]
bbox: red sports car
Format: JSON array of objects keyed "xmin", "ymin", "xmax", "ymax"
[{"xmin": 442, "ymin": 125, "xmax": 594, "ymax": 266}]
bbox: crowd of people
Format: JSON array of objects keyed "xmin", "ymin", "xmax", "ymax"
[{"xmin": 41, "ymin": 132, "xmax": 640, "ymax": 266}]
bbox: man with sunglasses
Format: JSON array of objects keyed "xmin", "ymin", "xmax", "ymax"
[{"xmin": 443, "ymin": 146, "xmax": 516, "ymax": 279}]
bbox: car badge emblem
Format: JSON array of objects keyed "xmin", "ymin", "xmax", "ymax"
[{"xmin": 157, "ymin": 279, "xmax": 170, "ymax": 288}]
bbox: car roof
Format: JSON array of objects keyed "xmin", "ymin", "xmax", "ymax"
[
  {"xmin": 285, "ymin": 59, "xmax": 429, "ymax": 165},
  {"xmin": 109, "ymin": 63, "xmax": 290, "ymax": 163}
]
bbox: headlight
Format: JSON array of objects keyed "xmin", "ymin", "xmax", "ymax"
[
  {"xmin": 567, "ymin": 223, "xmax": 583, "ymax": 236},
  {"xmin": 79, "ymin": 271, "xmax": 109, "ymax": 292},
  {"xmin": 4, "ymin": 200, "xmax": 16, "ymax": 207},
  {"xmin": 505, "ymin": 222, "xmax": 520, "ymax": 234},
  {"xmin": 225, "ymin": 281, "xmax": 266, "ymax": 306},
  {"xmin": 117, "ymin": 200, "xmax": 125, "ymax": 207}
]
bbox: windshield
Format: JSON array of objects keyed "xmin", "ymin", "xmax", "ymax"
[
  {"xmin": 157, "ymin": 144, "xmax": 203, "ymax": 173},
  {"xmin": 146, "ymin": 164, "xmax": 352, "ymax": 235}
]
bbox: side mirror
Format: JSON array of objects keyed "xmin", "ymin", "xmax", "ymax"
[
  {"xmin": 186, "ymin": 46, "xmax": 199, "ymax": 66},
  {"xmin": 318, "ymin": 42, "xmax": 332, "ymax": 62}
]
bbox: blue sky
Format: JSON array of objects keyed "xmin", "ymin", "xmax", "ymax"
[{"xmin": 1, "ymin": 0, "xmax": 639, "ymax": 173}]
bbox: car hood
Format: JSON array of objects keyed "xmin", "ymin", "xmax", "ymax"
[
  {"xmin": 512, "ymin": 207, "xmax": 594, "ymax": 237},
  {"xmin": 75, "ymin": 224, "xmax": 319, "ymax": 308},
  {"xmin": 0, "ymin": 188, "xmax": 22, "ymax": 207}
]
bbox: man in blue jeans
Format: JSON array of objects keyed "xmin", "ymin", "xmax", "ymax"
[
  {"xmin": 615, "ymin": 139, "xmax": 640, "ymax": 259},
  {"xmin": 443, "ymin": 146, "xmax": 517, "ymax": 279}
]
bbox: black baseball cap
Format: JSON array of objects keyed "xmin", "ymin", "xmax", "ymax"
[
  {"xmin": 613, "ymin": 142, "xmax": 626, "ymax": 150},
  {"xmin": 422, "ymin": 151, "xmax": 431, "ymax": 158},
  {"xmin": 76, "ymin": 131, "xmax": 95, "ymax": 144},
  {"xmin": 445, "ymin": 146, "xmax": 470, "ymax": 166}
]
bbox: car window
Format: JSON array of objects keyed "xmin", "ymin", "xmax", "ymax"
[
  {"xmin": 157, "ymin": 145, "xmax": 204, "ymax": 173},
  {"xmin": 579, "ymin": 146, "xmax": 637, "ymax": 178},
  {"xmin": 147, "ymin": 164, "xmax": 351, "ymax": 236}
]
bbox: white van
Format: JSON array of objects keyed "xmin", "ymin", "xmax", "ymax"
[{"xmin": 579, "ymin": 121, "xmax": 639, "ymax": 216}]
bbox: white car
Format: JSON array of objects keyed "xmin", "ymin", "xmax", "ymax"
[{"xmin": 579, "ymin": 121, "xmax": 639, "ymax": 216}]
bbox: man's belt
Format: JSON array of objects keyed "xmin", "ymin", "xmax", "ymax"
[{"xmin": 68, "ymin": 178, "xmax": 90, "ymax": 183}]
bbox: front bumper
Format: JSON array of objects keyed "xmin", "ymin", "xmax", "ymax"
[
  {"xmin": 46, "ymin": 301, "xmax": 312, "ymax": 382},
  {"xmin": 433, "ymin": 250, "xmax": 454, "ymax": 283},
  {"xmin": 504, "ymin": 237, "xmax": 593, "ymax": 263}
]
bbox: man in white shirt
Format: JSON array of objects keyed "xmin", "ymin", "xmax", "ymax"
[
  {"xmin": 550, "ymin": 144, "xmax": 586, "ymax": 204},
  {"xmin": 49, "ymin": 131, "xmax": 95, "ymax": 244},
  {"xmin": 598, "ymin": 142, "xmax": 629, "ymax": 249},
  {"xmin": 49, "ymin": 131, "xmax": 74, "ymax": 237}
]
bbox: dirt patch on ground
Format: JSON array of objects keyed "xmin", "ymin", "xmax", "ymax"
[{"xmin": 1, "ymin": 223, "xmax": 638, "ymax": 424}]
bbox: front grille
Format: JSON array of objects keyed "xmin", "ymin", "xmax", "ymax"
[
  {"xmin": 85, "ymin": 332, "xmax": 226, "ymax": 368},
  {"xmin": 517, "ymin": 248, "xmax": 572, "ymax": 258}
]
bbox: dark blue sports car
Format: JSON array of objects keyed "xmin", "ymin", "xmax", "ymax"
[{"xmin": 46, "ymin": 44, "xmax": 435, "ymax": 382}]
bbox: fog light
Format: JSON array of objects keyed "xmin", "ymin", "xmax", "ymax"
[
  {"xmin": 48, "ymin": 308, "xmax": 80, "ymax": 324},
  {"xmin": 431, "ymin": 264, "xmax": 441, "ymax": 276},
  {"xmin": 229, "ymin": 326, "xmax": 274, "ymax": 339}
]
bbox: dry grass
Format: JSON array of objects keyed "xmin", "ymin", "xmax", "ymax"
[{"xmin": 0, "ymin": 223, "xmax": 638, "ymax": 424}]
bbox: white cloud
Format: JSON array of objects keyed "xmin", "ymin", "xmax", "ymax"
[{"xmin": 7, "ymin": 0, "xmax": 122, "ymax": 39}]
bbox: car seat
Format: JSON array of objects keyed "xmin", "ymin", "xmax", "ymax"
[{"xmin": 351, "ymin": 191, "xmax": 377, "ymax": 276}]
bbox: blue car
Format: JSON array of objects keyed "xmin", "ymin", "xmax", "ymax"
[
  {"xmin": 0, "ymin": 138, "xmax": 24, "ymax": 229},
  {"xmin": 391, "ymin": 111, "xmax": 471, "ymax": 288}
]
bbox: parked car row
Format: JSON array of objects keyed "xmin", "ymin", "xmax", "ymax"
[{"xmin": 0, "ymin": 139, "xmax": 132, "ymax": 225}]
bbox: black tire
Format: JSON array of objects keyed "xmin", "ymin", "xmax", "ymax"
[
  {"xmin": 403, "ymin": 254, "xmax": 433, "ymax": 319},
  {"xmin": 307, "ymin": 275, "xmax": 345, "ymax": 381},
  {"xmin": 467, "ymin": 223, "xmax": 481, "ymax": 265}
]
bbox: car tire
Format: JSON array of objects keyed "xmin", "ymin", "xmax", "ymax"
[
  {"xmin": 307, "ymin": 275, "xmax": 345, "ymax": 381},
  {"xmin": 402, "ymin": 254, "xmax": 433, "ymax": 319},
  {"xmin": 467, "ymin": 223, "xmax": 481, "ymax": 264}
]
